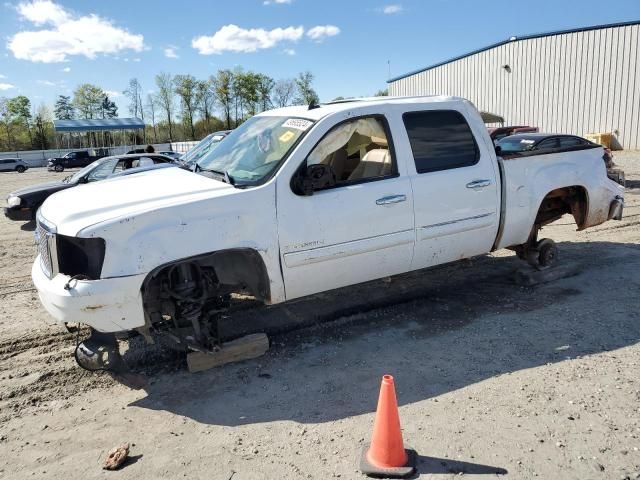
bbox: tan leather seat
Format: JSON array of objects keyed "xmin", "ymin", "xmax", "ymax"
[{"xmin": 348, "ymin": 149, "xmax": 392, "ymax": 181}]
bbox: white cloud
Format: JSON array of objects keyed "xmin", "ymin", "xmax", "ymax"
[
  {"xmin": 263, "ymin": 0, "xmax": 292, "ymax": 4},
  {"xmin": 104, "ymin": 90, "xmax": 121, "ymax": 98},
  {"xmin": 192, "ymin": 24, "xmax": 304, "ymax": 54},
  {"xmin": 306, "ymin": 25, "xmax": 340, "ymax": 42},
  {"xmin": 381, "ymin": 4, "xmax": 403, "ymax": 14},
  {"xmin": 16, "ymin": 0, "xmax": 68, "ymax": 25},
  {"xmin": 282, "ymin": 48, "xmax": 296, "ymax": 56},
  {"xmin": 0, "ymin": 74, "xmax": 6, "ymax": 78},
  {"xmin": 0, "ymin": 83, "xmax": 15, "ymax": 90},
  {"xmin": 8, "ymin": 1, "xmax": 145, "ymax": 63},
  {"xmin": 164, "ymin": 46, "xmax": 179, "ymax": 59},
  {"xmin": 36, "ymin": 79, "xmax": 57, "ymax": 86},
  {"xmin": 62, "ymin": 66, "xmax": 70, "ymax": 72}
]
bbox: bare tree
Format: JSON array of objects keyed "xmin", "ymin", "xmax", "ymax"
[
  {"xmin": 123, "ymin": 78, "xmax": 143, "ymax": 118},
  {"xmin": 155, "ymin": 73, "xmax": 175, "ymax": 141},
  {"xmin": 273, "ymin": 79, "xmax": 296, "ymax": 107},
  {"xmin": 145, "ymin": 94, "xmax": 158, "ymax": 143}
]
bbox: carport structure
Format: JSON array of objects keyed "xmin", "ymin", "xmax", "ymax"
[{"xmin": 53, "ymin": 118, "xmax": 145, "ymax": 150}]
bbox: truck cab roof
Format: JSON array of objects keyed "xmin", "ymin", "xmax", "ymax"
[{"xmin": 259, "ymin": 95, "xmax": 467, "ymax": 121}]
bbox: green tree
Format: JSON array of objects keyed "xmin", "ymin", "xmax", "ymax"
[
  {"xmin": 294, "ymin": 71, "xmax": 319, "ymax": 105},
  {"xmin": 373, "ymin": 88, "xmax": 388, "ymax": 96},
  {"xmin": 212, "ymin": 70, "xmax": 234, "ymax": 129},
  {"xmin": 174, "ymin": 74, "xmax": 198, "ymax": 140},
  {"xmin": 236, "ymin": 71, "xmax": 261, "ymax": 118},
  {"xmin": 0, "ymin": 97, "xmax": 14, "ymax": 150},
  {"xmin": 155, "ymin": 73, "xmax": 175, "ymax": 141},
  {"xmin": 100, "ymin": 96, "xmax": 118, "ymax": 119},
  {"xmin": 33, "ymin": 104, "xmax": 53, "ymax": 149},
  {"xmin": 54, "ymin": 95, "xmax": 74, "ymax": 120},
  {"xmin": 7, "ymin": 95, "xmax": 33, "ymax": 147},
  {"xmin": 195, "ymin": 79, "xmax": 215, "ymax": 132},
  {"xmin": 256, "ymin": 74, "xmax": 275, "ymax": 112},
  {"xmin": 73, "ymin": 84, "xmax": 105, "ymax": 119}
]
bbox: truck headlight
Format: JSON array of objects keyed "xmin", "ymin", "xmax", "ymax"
[
  {"xmin": 57, "ymin": 235, "xmax": 106, "ymax": 280},
  {"xmin": 7, "ymin": 195, "xmax": 21, "ymax": 207}
]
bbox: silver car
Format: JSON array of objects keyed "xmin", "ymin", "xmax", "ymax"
[{"xmin": 0, "ymin": 158, "xmax": 29, "ymax": 173}]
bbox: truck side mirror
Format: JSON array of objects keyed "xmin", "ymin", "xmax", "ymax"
[
  {"xmin": 494, "ymin": 145, "xmax": 502, "ymax": 156},
  {"xmin": 301, "ymin": 164, "xmax": 336, "ymax": 195}
]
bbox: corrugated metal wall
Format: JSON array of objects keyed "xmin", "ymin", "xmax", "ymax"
[{"xmin": 389, "ymin": 24, "xmax": 640, "ymax": 149}]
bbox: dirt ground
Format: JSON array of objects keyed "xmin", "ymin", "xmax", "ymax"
[{"xmin": 0, "ymin": 154, "xmax": 639, "ymax": 480}]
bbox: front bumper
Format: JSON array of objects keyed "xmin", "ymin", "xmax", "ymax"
[
  {"xmin": 31, "ymin": 258, "xmax": 147, "ymax": 333},
  {"xmin": 4, "ymin": 206, "xmax": 33, "ymax": 221}
]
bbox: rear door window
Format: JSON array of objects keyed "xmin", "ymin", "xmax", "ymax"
[
  {"xmin": 559, "ymin": 137, "xmax": 584, "ymax": 148},
  {"xmin": 536, "ymin": 138, "xmax": 559, "ymax": 150},
  {"xmin": 402, "ymin": 110, "xmax": 479, "ymax": 174}
]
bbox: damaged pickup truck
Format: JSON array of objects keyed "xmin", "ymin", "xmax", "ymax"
[{"xmin": 31, "ymin": 96, "xmax": 625, "ymax": 375}]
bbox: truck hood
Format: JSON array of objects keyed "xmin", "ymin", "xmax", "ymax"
[{"xmin": 40, "ymin": 167, "xmax": 234, "ymax": 235}]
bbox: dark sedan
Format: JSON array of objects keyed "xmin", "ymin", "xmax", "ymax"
[
  {"xmin": 496, "ymin": 133, "xmax": 600, "ymax": 154},
  {"xmin": 4, "ymin": 154, "xmax": 176, "ymax": 222}
]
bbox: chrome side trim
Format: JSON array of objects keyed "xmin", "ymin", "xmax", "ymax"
[
  {"xmin": 417, "ymin": 212, "xmax": 496, "ymax": 242},
  {"xmin": 420, "ymin": 212, "xmax": 494, "ymax": 229},
  {"xmin": 283, "ymin": 229, "xmax": 414, "ymax": 268}
]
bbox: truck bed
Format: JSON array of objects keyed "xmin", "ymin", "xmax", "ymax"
[{"xmin": 495, "ymin": 145, "xmax": 621, "ymax": 250}]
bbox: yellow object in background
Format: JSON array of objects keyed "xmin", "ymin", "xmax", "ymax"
[{"xmin": 585, "ymin": 132, "xmax": 613, "ymax": 149}]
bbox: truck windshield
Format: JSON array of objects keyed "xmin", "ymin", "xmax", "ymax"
[{"xmin": 196, "ymin": 116, "xmax": 313, "ymax": 186}]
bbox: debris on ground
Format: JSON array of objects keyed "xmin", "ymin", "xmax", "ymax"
[{"xmin": 102, "ymin": 443, "xmax": 130, "ymax": 470}]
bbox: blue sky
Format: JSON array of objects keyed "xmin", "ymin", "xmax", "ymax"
[{"xmin": 0, "ymin": 0, "xmax": 639, "ymax": 115}]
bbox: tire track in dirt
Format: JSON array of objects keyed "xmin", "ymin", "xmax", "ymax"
[{"xmin": 0, "ymin": 328, "xmax": 116, "ymax": 421}]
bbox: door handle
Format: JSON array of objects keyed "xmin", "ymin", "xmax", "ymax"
[
  {"xmin": 376, "ymin": 194, "xmax": 407, "ymax": 205},
  {"xmin": 466, "ymin": 179, "xmax": 492, "ymax": 189}
]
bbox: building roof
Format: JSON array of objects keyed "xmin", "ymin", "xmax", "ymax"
[
  {"xmin": 388, "ymin": 20, "xmax": 640, "ymax": 83},
  {"xmin": 53, "ymin": 117, "xmax": 145, "ymax": 132}
]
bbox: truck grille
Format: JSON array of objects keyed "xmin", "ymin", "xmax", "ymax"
[{"xmin": 36, "ymin": 217, "xmax": 57, "ymax": 279}]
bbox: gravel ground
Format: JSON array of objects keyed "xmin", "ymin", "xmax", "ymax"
[{"xmin": 0, "ymin": 152, "xmax": 639, "ymax": 479}]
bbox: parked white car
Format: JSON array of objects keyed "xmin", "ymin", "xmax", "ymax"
[{"xmin": 32, "ymin": 96, "xmax": 624, "ymax": 373}]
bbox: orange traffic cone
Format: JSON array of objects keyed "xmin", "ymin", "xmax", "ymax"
[{"xmin": 360, "ymin": 375, "xmax": 416, "ymax": 478}]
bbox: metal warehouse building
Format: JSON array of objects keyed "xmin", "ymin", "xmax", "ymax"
[{"xmin": 388, "ymin": 21, "xmax": 640, "ymax": 149}]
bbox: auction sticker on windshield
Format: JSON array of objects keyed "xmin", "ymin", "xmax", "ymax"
[
  {"xmin": 282, "ymin": 118, "xmax": 313, "ymax": 131},
  {"xmin": 279, "ymin": 131, "xmax": 296, "ymax": 143}
]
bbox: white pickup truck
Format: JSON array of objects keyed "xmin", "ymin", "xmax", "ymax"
[{"xmin": 32, "ymin": 96, "xmax": 624, "ymax": 373}]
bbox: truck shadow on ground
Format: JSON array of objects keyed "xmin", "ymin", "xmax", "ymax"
[{"xmin": 130, "ymin": 240, "xmax": 640, "ymax": 430}]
